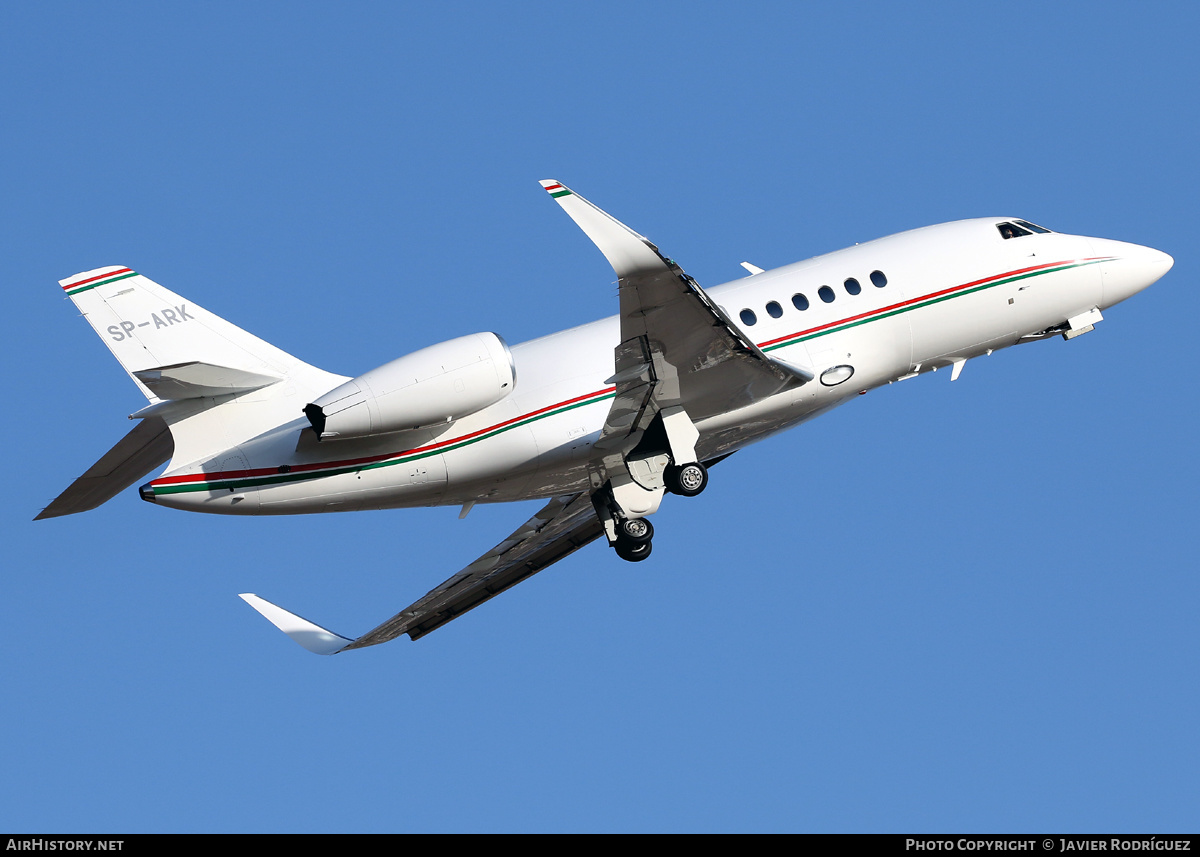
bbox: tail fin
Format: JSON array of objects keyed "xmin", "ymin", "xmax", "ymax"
[
  {"xmin": 41, "ymin": 267, "xmax": 346, "ymax": 517},
  {"xmin": 61, "ymin": 266, "xmax": 337, "ymax": 403}
]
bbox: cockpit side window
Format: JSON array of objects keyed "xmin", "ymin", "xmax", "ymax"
[
  {"xmin": 1014, "ymin": 219, "xmax": 1052, "ymax": 234},
  {"xmin": 997, "ymin": 221, "xmax": 1033, "ymax": 240}
]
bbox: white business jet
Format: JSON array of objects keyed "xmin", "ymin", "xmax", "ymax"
[{"xmin": 39, "ymin": 181, "xmax": 1172, "ymax": 654}]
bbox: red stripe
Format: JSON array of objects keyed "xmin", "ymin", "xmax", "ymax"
[
  {"xmin": 152, "ymin": 386, "xmax": 616, "ymax": 486},
  {"xmin": 62, "ymin": 268, "xmax": 133, "ymax": 291},
  {"xmin": 543, "ymin": 183, "xmax": 563, "ymax": 191},
  {"xmin": 147, "ymin": 256, "xmax": 1116, "ymax": 488},
  {"xmin": 758, "ymin": 258, "xmax": 1098, "ymax": 349}
]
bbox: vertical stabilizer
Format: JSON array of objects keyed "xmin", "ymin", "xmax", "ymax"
[
  {"xmin": 60, "ymin": 266, "xmax": 341, "ymax": 403},
  {"xmin": 51, "ymin": 267, "xmax": 348, "ymax": 497}
]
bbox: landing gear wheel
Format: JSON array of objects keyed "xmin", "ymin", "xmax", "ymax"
[
  {"xmin": 665, "ymin": 461, "xmax": 708, "ymax": 497},
  {"xmin": 614, "ymin": 537, "xmax": 653, "ymax": 562},
  {"xmin": 618, "ymin": 516, "xmax": 654, "ymax": 545}
]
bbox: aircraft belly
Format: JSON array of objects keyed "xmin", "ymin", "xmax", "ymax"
[
  {"xmin": 441, "ymin": 412, "xmax": 541, "ymax": 501},
  {"xmin": 516, "ymin": 458, "xmax": 592, "ymax": 499},
  {"xmin": 694, "ymin": 397, "xmax": 824, "ymax": 464},
  {"xmin": 253, "ymin": 454, "xmax": 450, "ymax": 514},
  {"xmin": 802, "ymin": 314, "xmax": 912, "ymax": 392},
  {"xmin": 908, "ymin": 242, "xmax": 1102, "ymax": 367},
  {"xmin": 1007, "ymin": 256, "xmax": 1102, "ymax": 335},
  {"xmin": 436, "ymin": 392, "xmax": 606, "ymax": 503},
  {"xmin": 693, "ymin": 314, "xmax": 912, "ymax": 457},
  {"xmin": 908, "ymin": 288, "xmax": 1019, "ymax": 369}
]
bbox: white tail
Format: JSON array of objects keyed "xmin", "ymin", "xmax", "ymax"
[
  {"xmin": 61, "ymin": 266, "xmax": 341, "ymax": 404},
  {"xmin": 39, "ymin": 267, "xmax": 347, "ymax": 518}
]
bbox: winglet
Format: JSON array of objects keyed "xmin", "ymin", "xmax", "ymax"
[
  {"xmin": 538, "ymin": 179, "xmax": 665, "ymax": 278},
  {"xmin": 238, "ymin": 593, "xmax": 354, "ymax": 655}
]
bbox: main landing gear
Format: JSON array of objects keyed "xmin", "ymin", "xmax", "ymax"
[
  {"xmin": 601, "ymin": 459, "xmax": 709, "ymax": 563},
  {"xmin": 664, "ymin": 461, "xmax": 708, "ymax": 497},
  {"xmin": 590, "ymin": 406, "xmax": 710, "ymax": 563},
  {"xmin": 614, "ymin": 516, "xmax": 654, "ymax": 562}
]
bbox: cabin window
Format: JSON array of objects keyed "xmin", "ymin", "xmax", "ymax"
[
  {"xmin": 740, "ymin": 308, "xmax": 757, "ymax": 326},
  {"xmin": 765, "ymin": 300, "xmax": 783, "ymax": 318},
  {"xmin": 818, "ymin": 285, "xmax": 835, "ymax": 303},
  {"xmin": 997, "ymin": 222, "xmax": 1033, "ymax": 239},
  {"xmin": 844, "ymin": 277, "xmax": 861, "ymax": 296},
  {"xmin": 1014, "ymin": 219, "xmax": 1052, "ymax": 234},
  {"xmin": 870, "ymin": 270, "xmax": 887, "ymax": 288},
  {"xmin": 792, "ymin": 293, "xmax": 809, "ymax": 311}
]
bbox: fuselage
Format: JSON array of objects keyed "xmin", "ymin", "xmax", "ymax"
[{"xmin": 144, "ymin": 218, "xmax": 1172, "ymax": 515}]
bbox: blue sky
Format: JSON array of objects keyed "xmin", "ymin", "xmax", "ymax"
[{"xmin": 3, "ymin": 2, "xmax": 1197, "ymax": 832}]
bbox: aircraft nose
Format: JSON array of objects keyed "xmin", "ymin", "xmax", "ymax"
[
  {"xmin": 1094, "ymin": 239, "xmax": 1173, "ymax": 308},
  {"xmin": 1126, "ymin": 243, "xmax": 1174, "ymax": 277}
]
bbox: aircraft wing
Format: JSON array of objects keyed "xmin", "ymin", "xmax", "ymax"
[
  {"xmin": 540, "ymin": 180, "xmax": 813, "ymax": 454},
  {"xmin": 240, "ymin": 492, "xmax": 604, "ymax": 653},
  {"xmin": 35, "ymin": 416, "xmax": 174, "ymax": 520}
]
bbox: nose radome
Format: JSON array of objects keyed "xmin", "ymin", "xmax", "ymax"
[
  {"xmin": 1094, "ymin": 239, "xmax": 1173, "ymax": 308},
  {"xmin": 1119, "ymin": 240, "xmax": 1173, "ymax": 271},
  {"xmin": 1144, "ymin": 246, "xmax": 1174, "ymax": 274}
]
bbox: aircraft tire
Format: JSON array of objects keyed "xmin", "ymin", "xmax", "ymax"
[
  {"xmin": 614, "ymin": 537, "xmax": 653, "ymax": 563},
  {"xmin": 618, "ymin": 517, "xmax": 654, "ymax": 545},
  {"xmin": 665, "ymin": 462, "xmax": 708, "ymax": 497}
]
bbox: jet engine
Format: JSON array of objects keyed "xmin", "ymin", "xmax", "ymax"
[{"xmin": 304, "ymin": 332, "xmax": 516, "ymax": 440}]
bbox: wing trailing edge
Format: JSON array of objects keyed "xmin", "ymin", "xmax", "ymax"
[{"xmin": 239, "ymin": 493, "xmax": 603, "ymax": 653}]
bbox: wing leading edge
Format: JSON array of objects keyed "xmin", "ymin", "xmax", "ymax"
[{"xmin": 539, "ymin": 180, "xmax": 812, "ymax": 458}]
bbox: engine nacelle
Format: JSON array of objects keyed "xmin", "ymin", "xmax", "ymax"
[{"xmin": 305, "ymin": 332, "xmax": 516, "ymax": 440}]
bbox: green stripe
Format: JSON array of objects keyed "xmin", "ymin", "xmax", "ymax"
[
  {"xmin": 154, "ymin": 391, "xmax": 616, "ymax": 495},
  {"xmin": 762, "ymin": 260, "xmax": 1101, "ymax": 353},
  {"xmin": 153, "ymin": 257, "xmax": 1108, "ymax": 496},
  {"xmin": 550, "ymin": 190, "xmax": 572, "ymax": 198},
  {"xmin": 66, "ymin": 271, "xmax": 138, "ymax": 295}
]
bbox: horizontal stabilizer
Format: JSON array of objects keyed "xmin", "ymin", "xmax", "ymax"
[
  {"xmin": 54, "ymin": 264, "xmax": 347, "ymax": 477},
  {"xmin": 132, "ymin": 361, "xmax": 281, "ymax": 400},
  {"xmin": 35, "ymin": 416, "xmax": 173, "ymax": 520},
  {"xmin": 238, "ymin": 594, "xmax": 354, "ymax": 655}
]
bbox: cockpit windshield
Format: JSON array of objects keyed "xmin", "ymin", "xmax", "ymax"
[{"xmin": 997, "ymin": 220, "xmax": 1053, "ymax": 239}]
